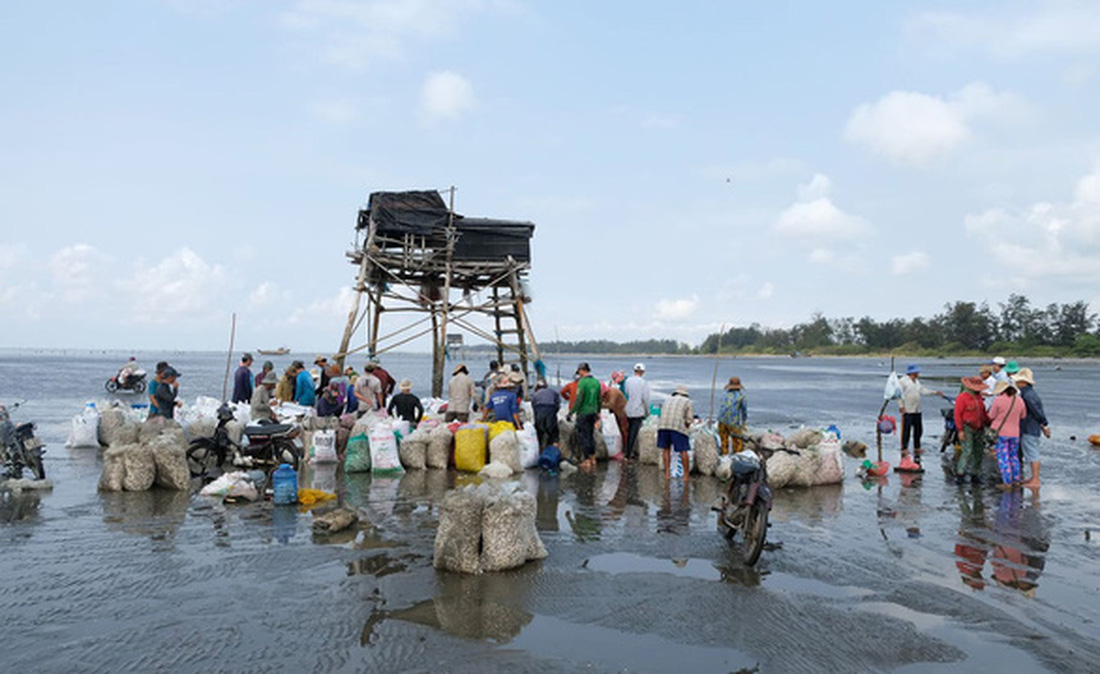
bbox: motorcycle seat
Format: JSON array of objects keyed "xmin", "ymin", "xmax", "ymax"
[
  {"xmin": 15, "ymin": 422, "xmax": 34, "ymax": 434},
  {"xmin": 244, "ymin": 423, "xmax": 293, "ymax": 437}
]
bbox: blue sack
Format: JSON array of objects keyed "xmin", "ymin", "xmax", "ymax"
[{"xmin": 538, "ymin": 445, "xmax": 562, "ymax": 472}]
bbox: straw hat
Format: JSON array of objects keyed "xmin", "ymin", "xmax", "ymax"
[
  {"xmin": 993, "ymin": 380, "xmax": 1015, "ymax": 395},
  {"xmin": 1012, "ymin": 368, "xmax": 1035, "ymax": 386},
  {"xmin": 508, "ymin": 371, "xmax": 524, "ymax": 385},
  {"xmin": 453, "ymin": 363, "xmax": 467, "ymax": 375},
  {"xmin": 961, "ymin": 376, "xmax": 986, "ymax": 393},
  {"xmin": 399, "ymin": 379, "xmax": 412, "ymax": 391},
  {"xmin": 724, "ymin": 376, "xmax": 742, "ymax": 391},
  {"xmin": 674, "ymin": 384, "xmax": 690, "ymax": 396}
]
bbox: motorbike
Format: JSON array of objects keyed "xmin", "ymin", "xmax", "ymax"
[
  {"xmin": 715, "ymin": 440, "xmax": 800, "ymax": 566},
  {"xmin": 106, "ymin": 370, "xmax": 147, "ymax": 394},
  {"xmin": 939, "ymin": 395, "xmax": 959, "ymax": 458},
  {"xmin": 186, "ymin": 403, "xmax": 302, "ymax": 478},
  {"xmin": 0, "ymin": 401, "xmax": 46, "ymax": 481}
]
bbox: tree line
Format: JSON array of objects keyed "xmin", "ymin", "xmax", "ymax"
[{"xmin": 698, "ymin": 294, "xmax": 1100, "ymax": 357}]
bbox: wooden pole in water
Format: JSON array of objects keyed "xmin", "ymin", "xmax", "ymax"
[
  {"xmin": 222, "ymin": 312, "xmax": 237, "ymax": 401},
  {"xmin": 709, "ymin": 324, "xmax": 726, "ymax": 423}
]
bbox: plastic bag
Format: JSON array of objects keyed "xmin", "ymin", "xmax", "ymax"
[
  {"xmin": 517, "ymin": 425, "xmax": 540, "ymax": 469},
  {"xmin": 369, "ymin": 423, "xmax": 404, "ymax": 474},
  {"xmin": 488, "ymin": 420, "xmax": 515, "ymax": 442},
  {"xmin": 200, "ymin": 471, "xmax": 259, "ymax": 500},
  {"xmin": 600, "ymin": 410, "xmax": 622, "ymax": 460},
  {"xmin": 884, "ymin": 372, "xmax": 903, "ymax": 401},
  {"xmin": 310, "ymin": 429, "xmax": 338, "ymax": 463},
  {"xmin": 345, "ymin": 434, "xmax": 371, "ymax": 473},
  {"xmin": 67, "ymin": 404, "xmax": 101, "ymax": 448}
]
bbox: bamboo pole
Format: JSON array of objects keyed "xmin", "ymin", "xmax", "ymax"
[
  {"xmin": 221, "ymin": 313, "xmax": 236, "ymax": 401},
  {"xmin": 709, "ymin": 323, "xmax": 726, "ymax": 423}
]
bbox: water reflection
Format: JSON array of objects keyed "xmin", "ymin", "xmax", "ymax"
[
  {"xmin": 0, "ymin": 488, "xmax": 41, "ymax": 524},
  {"xmin": 953, "ymin": 488, "xmax": 1050, "ymax": 595},
  {"xmin": 657, "ymin": 479, "xmax": 691, "ymax": 535},
  {"xmin": 101, "ymin": 489, "xmax": 190, "ymax": 542}
]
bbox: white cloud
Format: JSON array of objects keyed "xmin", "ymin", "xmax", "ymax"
[
  {"xmin": 844, "ymin": 83, "xmax": 1021, "ymax": 166},
  {"xmin": 654, "ymin": 295, "xmax": 700, "ymax": 320},
  {"xmin": 914, "ymin": 3, "xmax": 1100, "ymax": 59},
  {"xmin": 808, "ymin": 248, "xmax": 835, "ymax": 264},
  {"xmin": 756, "ymin": 282, "xmax": 774, "ymax": 300},
  {"xmin": 249, "ymin": 281, "xmax": 290, "ymax": 307},
  {"xmin": 310, "ymin": 99, "xmax": 359, "ymax": 124},
  {"xmin": 964, "ymin": 164, "xmax": 1100, "ymax": 283},
  {"xmin": 48, "ymin": 244, "xmax": 110, "ymax": 302},
  {"xmin": 891, "ymin": 251, "xmax": 929, "ymax": 276},
  {"xmin": 119, "ymin": 248, "xmax": 229, "ymax": 324},
  {"xmin": 281, "ymin": 0, "xmax": 513, "ymax": 69},
  {"xmin": 773, "ymin": 174, "xmax": 868, "ymax": 242},
  {"xmin": 288, "ymin": 285, "xmax": 357, "ymax": 324},
  {"xmin": 419, "ymin": 71, "xmax": 476, "ymax": 123}
]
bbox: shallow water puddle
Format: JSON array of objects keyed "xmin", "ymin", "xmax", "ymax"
[
  {"xmin": 508, "ymin": 615, "xmax": 757, "ymax": 671},
  {"xmin": 584, "ymin": 551, "xmax": 725, "ymax": 581}
]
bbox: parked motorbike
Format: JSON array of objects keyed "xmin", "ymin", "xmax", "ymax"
[
  {"xmin": 105, "ymin": 370, "xmax": 147, "ymax": 394},
  {"xmin": 186, "ymin": 403, "xmax": 301, "ymax": 478},
  {"xmin": 715, "ymin": 440, "xmax": 800, "ymax": 565},
  {"xmin": 0, "ymin": 401, "xmax": 46, "ymax": 481},
  {"xmin": 939, "ymin": 395, "xmax": 959, "ymax": 457}
]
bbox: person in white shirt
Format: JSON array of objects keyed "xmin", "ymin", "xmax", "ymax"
[
  {"xmin": 622, "ymin": 363, "xmax": 652, "ymax": 461},
  {"xmin": 898, "ymin": 364, "xmax": 943, "ymax": 469}
]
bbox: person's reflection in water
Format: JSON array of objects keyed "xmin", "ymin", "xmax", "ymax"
[
  {"xmin": 565, "ymin": 470, "xmax": 602, "ymax": 542},
  {"xmin": 536, "ymin": 472, "xmax": 561, "ymax": 532},
  {"xmin": 657, "ymin": 478, "xmax": 691, "ymax": 535},
  {"xmin": 990, "ymin": 490, "xmax": 1049, "ymax": 596},
  {"xmin": 954, "ymin": 486, "xmax": 990, "ymax": 590},
  {"xmin": 606, "ymin": 463, "xmax": 649, "ymax": 536}
]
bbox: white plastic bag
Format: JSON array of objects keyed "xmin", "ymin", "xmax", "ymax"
[
  {"xmin": 518, "ymin": 425, "xmax": 540, "ymax": 469},
  {"xmin": 884, "ymin": 372, "xmax": 903, "ymax": 401},
  {"xmin": 369, "ymin": 423, "xmax": 404, "ymax": 474},
  {"xmin": 600, "ymin": 410, "xmax": 622, "ymax": 460},
  {"xmin": 199, "ymin": 471, "xmax": 259, "ymax": 500},
  {"xmin": 67, "ymin": 403, "xmax": 101, "ymax": 448},
  {"xmin": 310, "ymin": 429, "xmax": 338, "ymax": 463}
]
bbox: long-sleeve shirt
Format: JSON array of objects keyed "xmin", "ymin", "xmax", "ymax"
[
  {"xmin": 295, "ymin": 370, "xmax": 317, "ymax": 406},
  {"xmin": 623, "ymin": 375, "xmax": 651, "ymax": 418},
  {"xmin": 250, "ymin": 386, "xmax": 274, "ymax": 421},
  {"xmin": 231, "ymin": 365, "xmax": 253, "ymax": 404},
  {"xmin": 898, "ymin": 376, "xmax": 935, "ymax": 414},
  {"xmin": 989, "ymin": 393, "xmax": 1026, "ymax": 439},
  {"xmin": 387, "ymin": 392, "xmax": 424, "ymax": 424},
  {"xmin": 954, "ymin": 391, "xmax": 988, "ymax": 432},
  {"xmin": 659, "ymin": 394, "xmax": 693, "ymax": 433},
  {"xmin": 448, "ymin": 373, "xmax": 477, "ymax": 413},
  {"xmin": 1019, "ymin": 386, "xmax": 1048, "ymax": 437},
  {"xmin": 153, "ymin": 382, "xmax": 178, "ymax": 420},
  {"xmin": 530, "ymin": 386, "xmax": 560, "ymax": 411},
  {"xmin": 602, "ymin": 387, "xmax": 626, "ymax": 416},
  {"xmin": 570, "ymin": 376, "xmax": 601, "ymax": 416},
  {"xmin": 718, "ymin": 390, "xmax": 747, "ymax": 427}
]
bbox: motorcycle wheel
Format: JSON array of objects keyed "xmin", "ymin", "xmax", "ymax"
[
  {"xmin": 742, "ymin": 501, "xmax": 769, "ymax": 566},
  {"xmin": 186, "ymin": 442, "xmax": 219, "ymax": 478},
  {"xmin": 105, "ymin": 379, "xmax": 119, "ymax": 393},
  {"xmin": 133, "ymin": 380, "xmax": 146, "ymax": 394}
]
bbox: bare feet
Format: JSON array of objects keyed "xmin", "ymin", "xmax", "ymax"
[{"xmin": 1020, "ymin": 479, "xmax": 1040, "ymax": 489}]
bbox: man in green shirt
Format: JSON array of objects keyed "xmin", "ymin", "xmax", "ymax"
[{"xmin": 569, "ymin": 362, "xmax": 602, "ymax": 470}]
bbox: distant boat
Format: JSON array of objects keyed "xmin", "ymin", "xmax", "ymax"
[{"xmin": 257, "ymin": 347, "xmax": 290, "ymax": 356}]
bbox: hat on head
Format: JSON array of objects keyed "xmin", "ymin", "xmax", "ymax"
[
  {"xmin": 508, "ymin": 371, "xmax": 524, "ymax": 385},
  {"xmin": 906, "ymin": 364, "xmax": 921, "ymax": 375},
  {"xmin": 163, "ymin": 366, "xmax": 180, "ymax": 378},
  {"xmin": 993, "ymin": 380, "xmax": 1015, "ymax": 395},
  {"xmin": 674, "ymin": 384, "xmax": 690, "ymax": 396},
  {"xmin": 725, "ymin": 376, "xmax": 742, "ymax": 391},
  {"xmin": 576, "ymin": 362, "xmax": 590, "ymax": 373},
  {"xmin": 453, "ymin": 363, "xmax": 467, "ymax": 375},
  {"xmin": 242, "ymin": 352, "xmax": 252, "ymax": 362},
  {"xmin": 1012, "ymin": 367, "xmax": 1035, "ymax": 386},
  {"xmin": 990, "ymin": 356, "xmax": 1007, "ymax": 366},
  {"xmin": 610, "ymin": 371, "xmax": 625, "ymax": 384},
  {"xmin": 262, "ymin": 371, "xmax": 277, "ymax": 385},
  {"xmin": 1005, "ymin": 360, "xmax": 1020, "ymax": 374},
  {"xmin": 364, "ymin": 362, "xmax": 376, "ymax": 372},
  {"xmin": 399, "ymin": 378, "xmax": 412, "ymax": 390},
  {"xmin": 314, "ymin": 354, "xmax": 327, "ymax": 365},
  {"xmin": 961, "ymin": 376, "xmax": 986, "ymax": 393},
  {"xmin": 634, "ymin": 362, "xmax": 645, "ymax": 372}
]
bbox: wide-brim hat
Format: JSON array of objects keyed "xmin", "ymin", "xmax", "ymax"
[
  {"xmin": 990, "ymin": 356, "xmax": 1007, "ymax": 366},
  {"xmin": 1012, "ymin": 367, "xmax": 1035, "ymax": 386},
  {"xmin": 1005, "ymin": 360, "xmax": 1020, "ymax": 374},
  {"xmin": 674, "ymin": 385, "xmax": 690, "ymax": 396},
  {"xmin": 262, "ymin": 372, "xmax": 277, "ymax": 385},
  {"xmin": 906, "ymin": 364, "xmax": 920, "ymax": 375},
  {"xmin": 453, "ymin": 363, "xmax": 467, "ymax": 375},
  {"xmin": 399, "ymin": 379, "xmax": 412, "ymax": 390},
  {"xmin": 314, "ymin": 354, "xmax": 327, "ymax": 364},
  {"xmin": 993, "ymin": 380, "xmax": 1015, "ymax": 395},
  {"xmin": 961, "ymin": 376, "xmax": 986, "ymax": 392},
  {"xmin": 724, "ymin": 376, "xmax": 742, "ymax": 391}
]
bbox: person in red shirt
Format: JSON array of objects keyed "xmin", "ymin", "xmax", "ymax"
[{"xmin": 954, "ymin": 376, "xmax": 990, "ymax": 484}]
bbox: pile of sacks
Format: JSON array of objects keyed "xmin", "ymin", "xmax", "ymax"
[
  {"xmin": 98, "ymin": 416, "xmax": 191, "ymax": 492},
  {"xmin": 745, "ymin": 427, "xmax": 844, "ymax": 488},
  {"xmin": 434, "ymin": 482, "xmax": 547, "ymax": 574}
]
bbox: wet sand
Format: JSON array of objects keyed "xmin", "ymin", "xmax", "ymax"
[{"xmin": 1, "ymin": 351, "xmax": 1098, "ymax": 672}]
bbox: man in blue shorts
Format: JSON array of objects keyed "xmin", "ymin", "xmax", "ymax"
[{"xmin": 658, "ymin": 385, "xmax": 694, "ymax": 481}]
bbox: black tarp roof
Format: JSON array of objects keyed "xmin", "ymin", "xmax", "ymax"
[{"xmin": 358, "ymin": 190, "xmax": 451, "ymax": 235}]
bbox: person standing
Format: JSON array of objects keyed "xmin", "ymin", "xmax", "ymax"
[
  {"xmin": 898, "ymin": 364, "xmax": 943, "ymax": 469},
  {"xmin": 293, "ymin": 360, "xmax": 316, "ymax": 407},
  {"xmin": 255, "ymin": 360, "xmax": 274, "ymax": 388},
  {"xmin": 659, "ymin": 385, "xmax": 694, "ymax": 482},
  {"xmin": 623, "ymin": 363, "xmax": 651, "ymax": 460},
  {"xmin": 387, "ymin": 379, "xmax": 425, "ymax": 425},
  {"xmin": 1012, "ymin": 368, "xmax": 1050, "ymax": 490},
  {"xmin": 531, "ymin": 379, "xmax": 561, "ymax": 449},
  {"xmin": 446, "ymin": 363, "xmax": 477, "ymax": 422},
  {"xmin": 314, "ymin": 355, "xmax": 331, "ymax": 391},
  {"xmin": 989, "ymin": 357, "xmax": 1010, "ymax": 384},
  {"xmin": 717, "ymin": 376, "xmax": 748, "ymax": 456},
  {"xmin": 148, "ymin": 361, "xmax": 169, "ymax": 417},
  {"xmin": 372, "ymin": 361, "xmax": 396, "ymax": 404},
  {"xmin": 250, "ymin": 371, "xmax": 278, "ymax": 422},
  {"xmin": 153, "ymin": 367, "xmax": 182, "ymax": 420},
  {"xmin": 275, "ymin": 365, "xmax": 296, "ymax": 403},
  {"xmin": 569, "ymin": 362, "xmax": 601, "ymax": 470},
  {"xmin": 954, "ymin": 376, "xmax": 990, "ymax": 485},
  {"xmin": 231, "ymin": 353, "xmax": 254, "ymax": 404},
  {"xmin": 989, "ymin": 380, "xmax": 1027, "ymax": 489},
  {"xmin": 354, "ymin": 363, "xmax": 384, "ymax": 412}
]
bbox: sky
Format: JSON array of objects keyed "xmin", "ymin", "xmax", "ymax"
[{"xmin": 3, "ymin": 0, "xmax": 1100, "ymax": 353}]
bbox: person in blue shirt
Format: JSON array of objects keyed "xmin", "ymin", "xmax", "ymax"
[
  {"xmin": 482, "ymin": 373, "xmax": 523, "ymax": 429},
  {"xmin": 293, "ymin": 361, "xmax": 316, "ymax": 406},
  {"xmin": 231, "ymin": 353, "xmax": 254, "ymax": 403}
]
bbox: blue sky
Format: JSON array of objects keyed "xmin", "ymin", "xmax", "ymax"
[{"xmin": 3, "ymin": 1, "xmax": 1100, "ymax": 352}]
